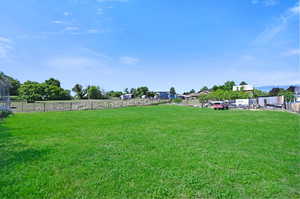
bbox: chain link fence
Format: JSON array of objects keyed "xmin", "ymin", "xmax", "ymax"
[
  {"xmin": 0, "ymin": 78, "xmax": 10, "ymax": 111},
  {"xmin": 11, "ymin": 99, "xmax": 168, "ymax": 113}
]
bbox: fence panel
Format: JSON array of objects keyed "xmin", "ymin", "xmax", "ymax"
[{"xmin": 11, "ymin": 99, "xmax": 166, "ymax": 113}]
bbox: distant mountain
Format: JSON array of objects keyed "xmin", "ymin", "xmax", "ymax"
[{"xmin": 257, "ymin": 85, "xmax": 300, "ymax": 92}]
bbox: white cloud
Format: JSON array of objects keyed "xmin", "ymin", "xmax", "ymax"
[
  {"xmin": 282, "ymin": 49, "xmax": 300, "ymax": 56},
  {"xmin": 251, "ymin": 0, "xmax": 279, "ymax": 7},
  {"xmin": 119, "ymin": 56, "xmax": 139, "ymax": 65},
  {"xmin": 64, "ymin": 12, "xmax": 72, "ymax": 16},
  {"xmin": 0, "ymin": 37, "xmax": 11, "ymax": 43},
  {"xmin": 51, "ymin": 20, "xmax": 65, "ymax": 24},
  {"xmin": 254, "ymin": 2, "xmax": 300, "ymax": 44},
  {"xmin": 290, "ymin": 4, "xmax": 300, "ymax": 14},
  {"xmin": 64, "ymin": 26, "xmax": 80, "ymax": 31}
]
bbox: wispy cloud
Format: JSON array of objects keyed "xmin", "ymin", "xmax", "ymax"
[
  {"xmin": 119, "ymin": 56, "xmax": 139, "ymax": 65},
  {"xmin": 282, "ymin": 49, "xmax": 300, "ymax": 56},
  {"xmin": 64, "ymin": 12, "xmax": 72, "ymax": 16},
  {"xmin": 0, "ymin": 37, "xmax": 11, "ymax": 43},
  {"xmin": 254, "ymin": 2, "xmax": 299, "ymax": 44},
  {"xmin": 251, "ymin": 0, "xmax": 279, "ymax": 7},
  {"xmin": 0, "ymin": 36, "xmax": 13, "ymax": 60},
  {"xmin": 64, "ymin": 26, "xmax": 80, "ymax": 31},
  {"xmin": 51, "ymin": 20, "xmax": 67, "ymax": 24}
]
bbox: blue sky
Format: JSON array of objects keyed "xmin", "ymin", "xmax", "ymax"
[{"xmin": 0, "ymin": 0, "xmax": 299, "ymax": 92}]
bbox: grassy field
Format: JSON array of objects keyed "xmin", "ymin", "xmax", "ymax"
[{"xmin": 0, "ymin": 106, "xmax": 299, "ymax": 199}]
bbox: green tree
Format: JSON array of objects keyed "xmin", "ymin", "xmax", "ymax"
[
  {"xmin": 135, "ymin": 86, "xmax": 149, "ymax": 97},
  {"xmin": 0, "ymin": 72, "xmax": 21, "ymax": 96},
  {"xmin": 253, "ymin": 89, "xmax": 268, "ymax": 98},
  {"xmin": 198, "ymin": 94, "xmax": 209, "ymax": 107},
  {"xmin": 72, "ymin": 84, "xmax": 86, "ymax": 99},
  {"xmin": 190, "ymin": 89, "xmax": 195, "ymax": 93},
  {"xmin": 147, "ymin": 91, "xmax": 156, "ymax": 98},
  {"xmin": 269, "ymin": 88, "xmax": 284, "ymax": 96},
  {"xmin": 130, "ymin": 88, "xmax": 136, "ymax": 97},
  {"xmin": 278, "ymin": 90, "xmax": 295, "ymax": 103},
  {"xmin": 223, "ymin": 81, "xmax": 236, "ymax": 91},
  {"xmin": 44, "ymin": 84, "xmax": 71, "ymax": 100},
  {"xmin": 45, "ymin": 78, "xmax": 61, "ymax": 87},
  {"xmin": 124, "ymin": 88, "xmax": 129, "ymax": 94},
  {"xmin": 170, "ymin": 87, "xmax": 176, "ymax": 95},
  {"xmin": 212, "ymin": 85, "xmax": 219, "ymax": 91},
  {"xmin": 107, "ymin": 91, "xmax": 123, "ymax": 98},
  {"xmin": 18, "ymin": 81, "xmax": 45, "ymax": 102},
  {"xmin": 200, "ymin": 86, "xmax": 208, "ymax": 92},
  {"xmin": 87, "ymin": 86, "xmax": 102, "ymax": 99}
]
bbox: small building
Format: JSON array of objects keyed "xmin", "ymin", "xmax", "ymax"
[
  {"xmin": 258, "ymin": 96, "xmax": 284, "ymax": 107},
  {"xmin": 233, "ymin": 85, "xmax": 254, "ymax": 91},
  {"xmin": 295, "ymin": 86, "xmax": 300, "ymax": 102},
  {"xmin": 183, "ymin": 93, "xmax": 201, "ymax": 100},
  {"xmin": 288, "ymin": 86, "xmax": 300, "ymax": 102},
  {"xmin": 120, "ymin": 94, "xmax": 133, "ymax": 100},
  {"xmin": 155, "ymin": 92, "xmax": 176, "ymax": 100},
  {"xmin": 235, "ymin": 99, "xmax": 249, "ymax": 106}
]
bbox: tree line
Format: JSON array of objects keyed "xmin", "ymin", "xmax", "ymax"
[
  {"xmin": 195, "ymin": 81, "xmax": 295, "ymax": 103},
  {"xmin": 0, "ymin": 72, "xmax": 296, "ymax": 103}
]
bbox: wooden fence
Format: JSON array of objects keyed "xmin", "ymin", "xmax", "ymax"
[
  {"xmin": 11, "ymin": 99, "xmax": 168, "ymax": 113},
  {"xmin": 285, "ymin": 103, "xmax": 300, "ymax": 113}
]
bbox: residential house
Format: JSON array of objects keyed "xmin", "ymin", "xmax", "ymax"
[
  {"xmin": 120, "ymin": 94, "xmax": 133, "ymax": 100},
  {"xmin": 233, "ymin": 85, "xmax": 254, "ymax": 92},
  {"xmin": 258, "ymin": 96, "xmax": 284, "ymax": 107},
  {"xmin": 155, "ymin": 92, "xmax": 176, "ymax": 100}
]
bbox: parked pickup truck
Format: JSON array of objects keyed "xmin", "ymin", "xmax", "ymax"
[{"xmin": 211, "ymin": 101, "xmax": 229, "ymax": 110}]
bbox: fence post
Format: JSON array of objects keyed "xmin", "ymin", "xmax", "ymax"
[{"xmin": 43, "ymin": 103, "xmax": 46, "ymax": 112}]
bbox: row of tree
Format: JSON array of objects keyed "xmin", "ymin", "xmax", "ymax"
[
  {"xmin": 196, "ymin": 81, "xmax": 295, "ymax": 103},
  {"xmin": 19, "ymin": 79, "xmax": 72, "ymax": 102},
  {"xmin": 0, "ymin": 72, "xmax": 296, "ymax": 103}
]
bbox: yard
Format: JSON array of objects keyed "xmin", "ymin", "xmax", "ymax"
[{"xmin": 0, "ymin": 106, "xmax": 299, "ymax": 198}]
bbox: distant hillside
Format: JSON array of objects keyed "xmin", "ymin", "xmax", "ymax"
[{"xmin": 257, "ymin": 85, "xmax": 299, "ymax": 92}]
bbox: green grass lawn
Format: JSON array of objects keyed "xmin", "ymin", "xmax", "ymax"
[{"xmin": 0, "ymin": 106, "xmax": 299, "ymax": 199}]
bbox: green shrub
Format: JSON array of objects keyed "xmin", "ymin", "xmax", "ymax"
[
  {"xmin": 0, "ymin": 109, "xmax": 12, "ymax": 119},
  {"xmin": 172, "ymin": 98, "xmax": 183, "ymax": 103}
]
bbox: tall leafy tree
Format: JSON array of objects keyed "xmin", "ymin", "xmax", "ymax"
[
  {"xmin": 124, "ymin": 88, "xmax": 129, "ymax": 94},
  {"xmin": 269, "ymin": 88, "xmax": 284, "ymax": 96},
  {"xmin": 87, "ymin": 86, "xmax": 102, "ymax": 99},
  {"xmin": 135, "ymin": 86, "xmax": 149, "ymax": 97},
  {"xmin": 278, "ymin": 90, "xmax": 295, "ymax": 103},
  {"xmin": 0, "ymin": 72, "xmax": 21, "ymax": 96},
  {"xmin": 223, "ymin": 81, "xmax": 236, "ymax": 91},
  {"xmin": 200, "ymin": 86, "xmax": 208, "ymax": 92},
  {"xmin": 45, "ymin": 78, "xmax": 61, "ymax": 87},
  {"xmin": 72, "ymin": 84, "xmax": 86, "ymax": 99},
  {"xmin": 170, "ymin": 87, "xmax": 176, "ymax": 95},
  {"xmin": 18, "ymin": 81, "xmax": 46, "ymax": 102}
]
